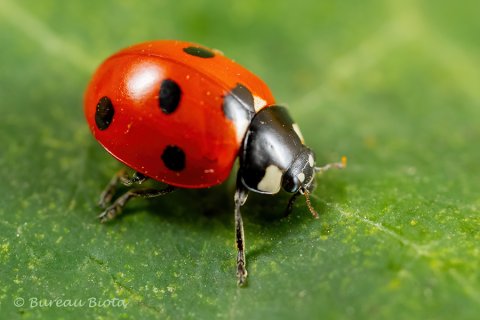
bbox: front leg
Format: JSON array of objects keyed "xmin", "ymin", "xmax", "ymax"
[
  {"xmin": 284, "ymin": 191, "xmax": 301, "ymax": 217},
  {"xmin": 234, "ymin": 174, "xmax": 249, "ymax": 286}
]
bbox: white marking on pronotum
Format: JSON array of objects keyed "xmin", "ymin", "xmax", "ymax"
[
  {"xmin": 297, "ymin": 172, "xmax": 305, "ymax": 183},
  {"xmin": 223, "ymin": 94, "xmax": 251, "ymax": 142},
  {"xmin": 257, "ymin": 165, "xmax": 283, "ymax": 193},
  {"xmin": 253, "ymin": 96, "xmax": 267, "ymax": 112},
  {"xmin": 308, "ymin": 154, "xmax": 315, "ymax": 167},
  {"xmin": 292, "ymin": 123, "xmax": 305, "ymax": 143},
  {"xmin": 233, "ymin": 118, "xmax": 250, "ymax": 143}
]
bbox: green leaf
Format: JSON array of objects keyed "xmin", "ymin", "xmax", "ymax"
[{"xmin": 1, "ymin": 0, "xmax": 479, "ymax": 319}]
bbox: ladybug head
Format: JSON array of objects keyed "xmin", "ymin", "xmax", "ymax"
[
  {"xmin": 282, "ymin": 148, "xmax": 316, "ymax": 194},
  {"xmin": 283, "ymin": 150, "xmax": 346, "ymax": 218}
]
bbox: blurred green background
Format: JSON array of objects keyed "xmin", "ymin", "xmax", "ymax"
[{"xmin": 0, "ymin": 0, "xmax": 479, "ymax": 319}]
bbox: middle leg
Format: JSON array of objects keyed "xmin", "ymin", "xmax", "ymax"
[{"xmin": 99, "ymin": 185, "xmax": 176, "ymax": 223}]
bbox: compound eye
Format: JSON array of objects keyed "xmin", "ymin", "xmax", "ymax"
[{"xmin": 282, "ymin": 175, "xmax": 301, "ymax": 193}]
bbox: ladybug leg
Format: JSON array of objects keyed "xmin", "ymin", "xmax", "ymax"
[
  {"xmin": 120, "ymin": 171, "xmax": 148, "ymax": 186},
  {"xmin": 284, "ymin": 192, "xmax": 301, "ymax": 217},
  {"xmin": 98, "ymin": 169, "xmax": 149, "ymax": 209},
  {"xmin": 98, "ymin": 185, "xmax": 175, "ymax": 223},
  {"xmin": 234, "ymin": 174, "xmax": 249, "ymax": 286},
  {"xmin": 98, "ymin": 168, "xmax": 130, "ymax": 209},
  {"xmin": 284, "ymin": 177, "xmax": 318, "ymax": 218}
]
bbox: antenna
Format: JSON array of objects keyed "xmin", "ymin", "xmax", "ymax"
[{"xmin": 315, "ymin": 156, "xmax": 347, "ymax": 173}]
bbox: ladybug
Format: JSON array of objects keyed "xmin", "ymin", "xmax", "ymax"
[{"xmin": 84, "ymin": 40, "xmax": 345, "ymax": 286}]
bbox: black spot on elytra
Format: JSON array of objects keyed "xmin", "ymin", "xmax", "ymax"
[
  {"xmin": 183, "ymin": 46, "xmax": 215, "ymax": 58},
  {"xmin": 159, "ymin": 79, "xmax": 182, "ymax": 114},
  {"xmin": 222, "ymin": 83, "xmax": 255, "ymax": 122},
  {"xmin": 161, "ymin": 145, "xmax": 186, "ymax": 171},
  {"xmin": 95, "ymin": 96, "xmax": 114, "ymax": 130}
]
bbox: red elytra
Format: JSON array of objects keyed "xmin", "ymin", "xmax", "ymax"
[{"xmin": 84, "ymin": 40, "xmax": 275, "ymax": 188}]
